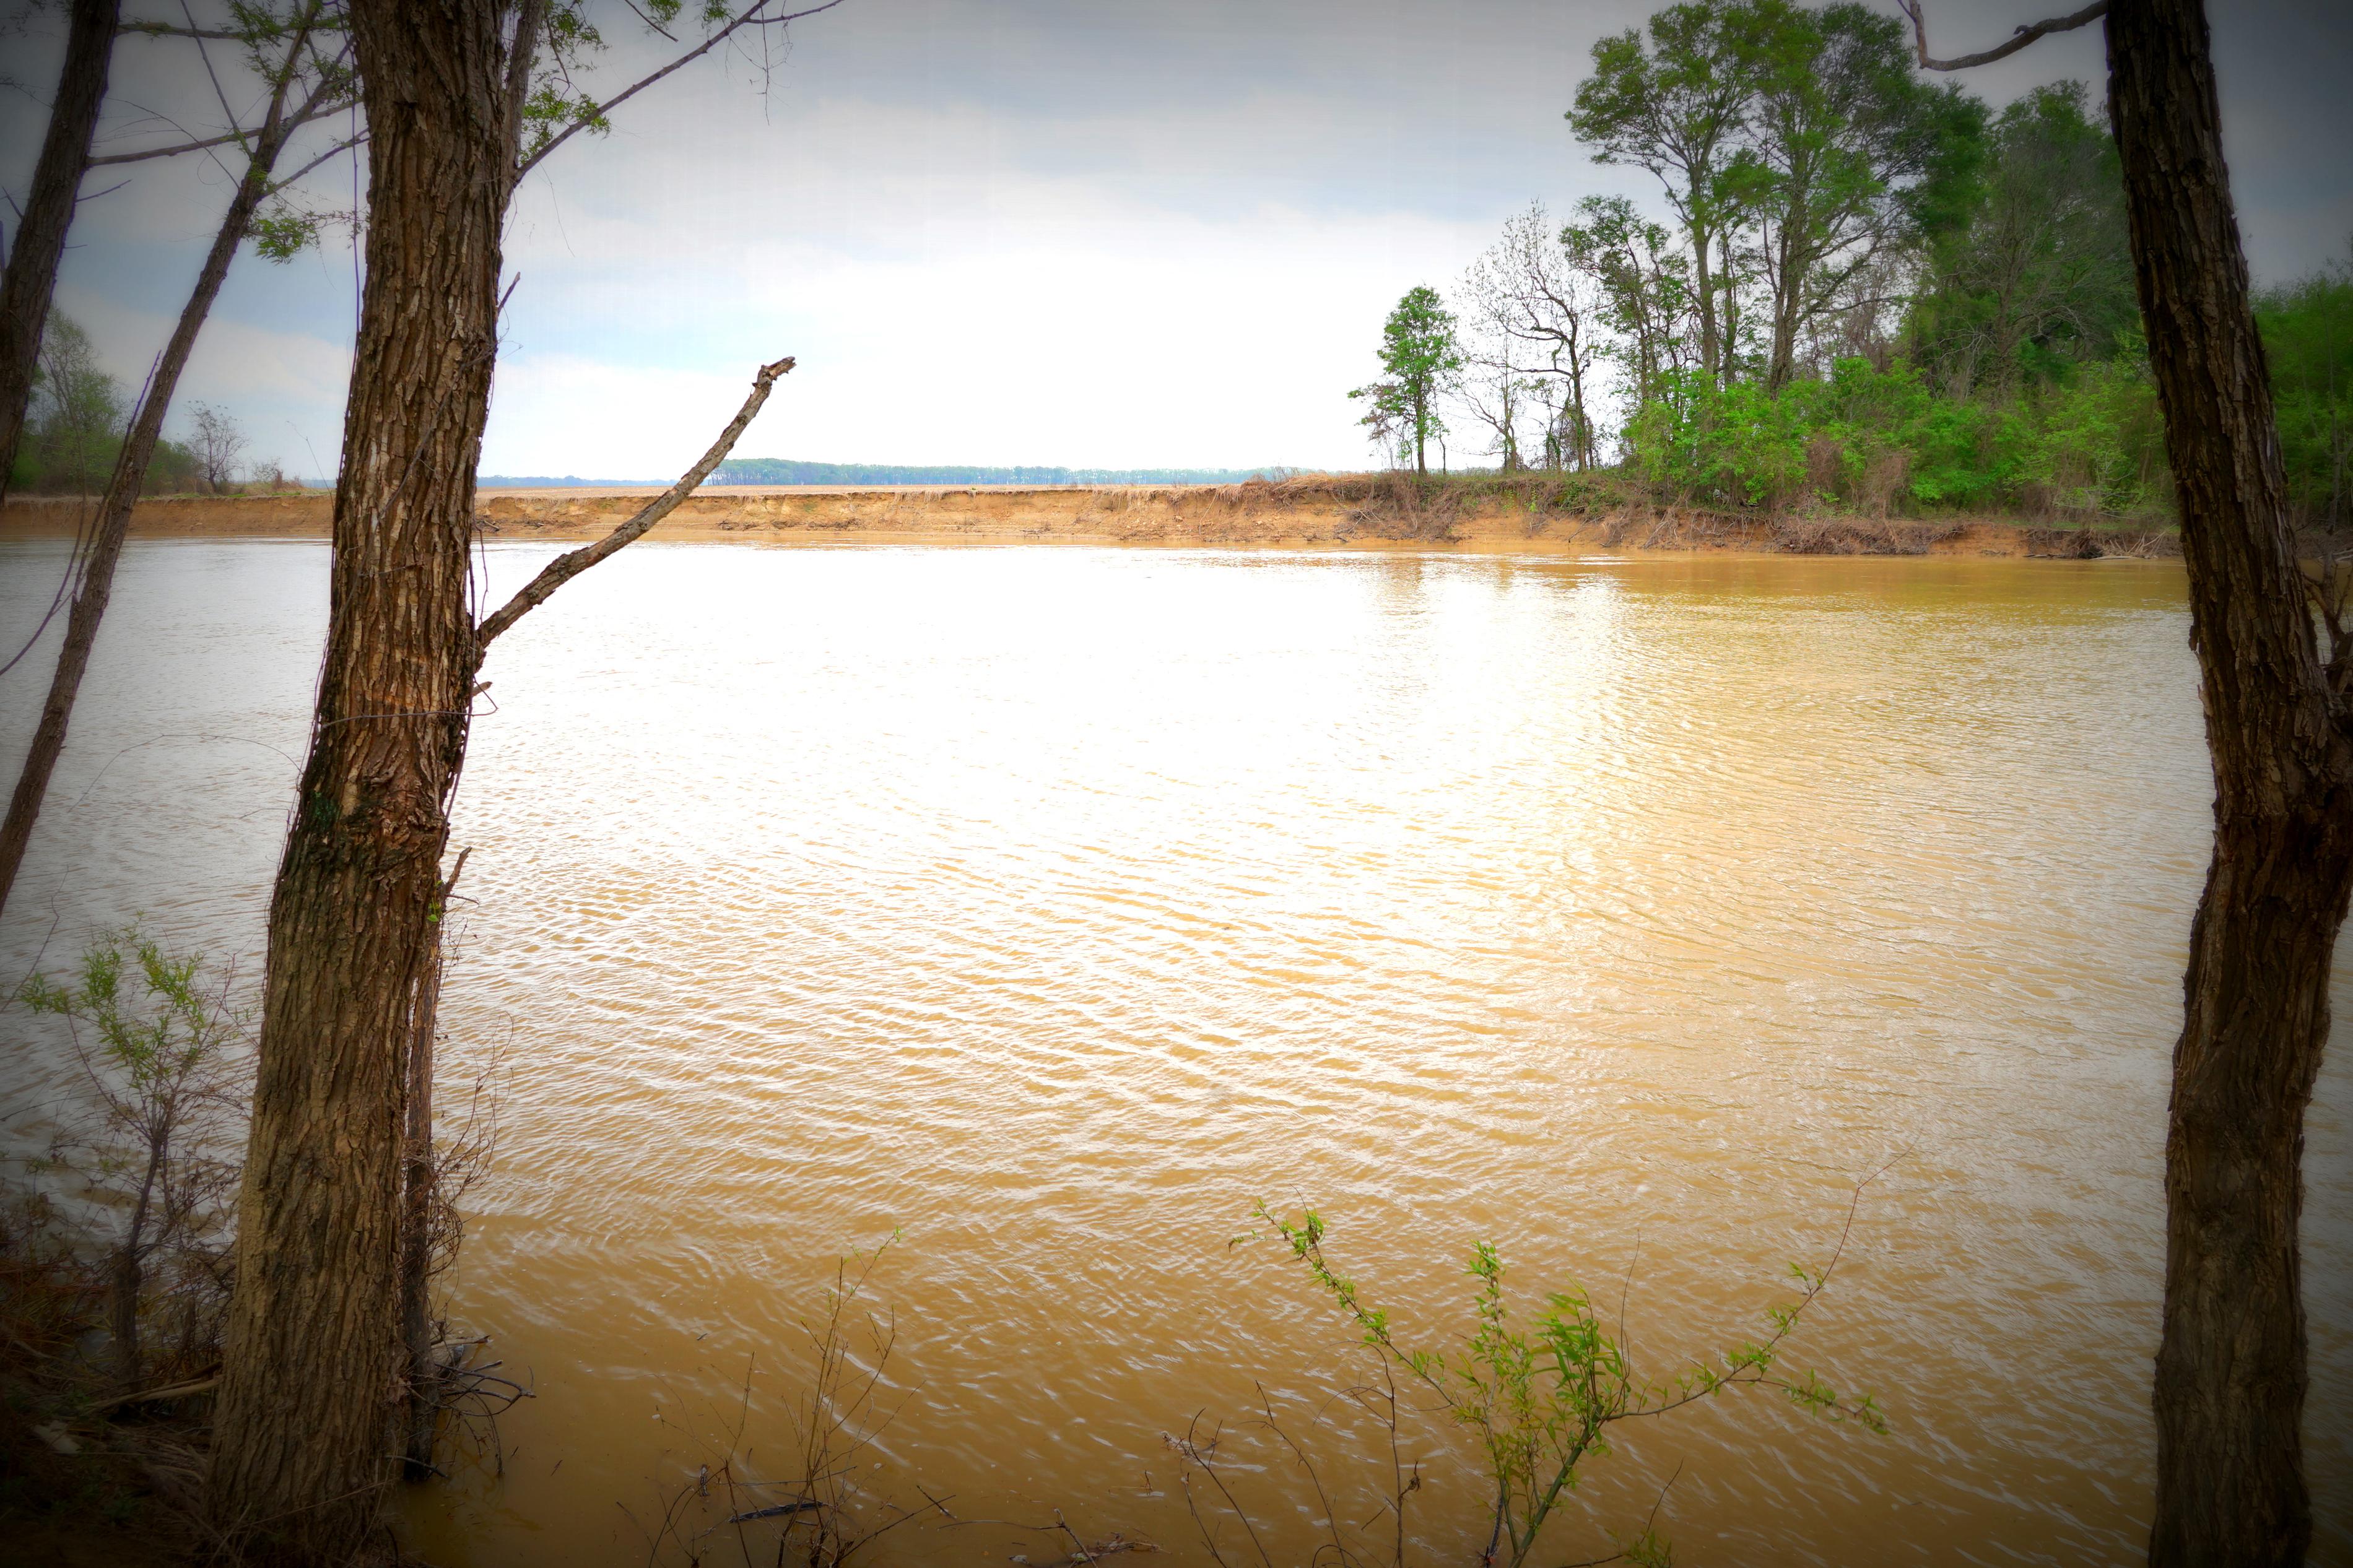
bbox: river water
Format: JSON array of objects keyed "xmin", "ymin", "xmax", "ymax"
[{"xmin": 1, "ymin": 540, "xmax": 2346, "ymax": 1565}]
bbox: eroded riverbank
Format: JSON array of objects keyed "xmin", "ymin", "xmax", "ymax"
[{"xmin": 0, "ymin": 479, "xmax": 2180, "ymax": 558}]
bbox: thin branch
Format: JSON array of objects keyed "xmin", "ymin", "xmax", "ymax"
[
  {"xmin": 514, "ymin": 0, "xmax": 849, "ymax": 180},
  {"xmin": 1895, "ymin": 0, "xmax": 2108, "ymax": 72},
  {"xmin": 475, "ymin": 356, "xmax": 793, "ymax": 647},
  {"xmin": 267, "ymin": 129, "xmax": 365, "ymax": 194},
  {"xmin": 86, "ymin": 126, "xmax": 248, "ymax": 167}
]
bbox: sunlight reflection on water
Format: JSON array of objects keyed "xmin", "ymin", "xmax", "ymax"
[{"xmin": 2, "ymin": 540, "xmax": 2345, "ymax": 1566}]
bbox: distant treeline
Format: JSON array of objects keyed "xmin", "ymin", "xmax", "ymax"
[{"xmin": 706, "ymin": 459, "xmax": 1284, "ymax": 487}]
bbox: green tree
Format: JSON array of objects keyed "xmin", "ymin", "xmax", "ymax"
[
  {"xmin": 1570, "ymin": 1, "xmax": 1771, "ymax": 386},
  {"xmin": 1907, "ymin": 81, "xmax": 2134, "ymax": 398},
  {"xmin": 1350, "ymin": 285, "xmax": 1462, "ymax": 475},
  {"xmin": 2255, "ymin": 256, "xmax": 2353, "ymax": 529},
  {"xmin": 1732, "ymin": 1, "xmax": 1983, "ymax": 391},
  {"xmin": 1562, "ymin": 193, "xmax": 1695, "ymax": 418},
  {"xmin": 23, "ymin": 314, "xmax": 125, "ymax": 495}
]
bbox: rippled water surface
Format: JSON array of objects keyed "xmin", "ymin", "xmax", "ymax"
[{"xmin": 4, "ymin": 540, "xmax": 2348, "ymax": 1565}]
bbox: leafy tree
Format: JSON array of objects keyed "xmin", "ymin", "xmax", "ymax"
[
  {"xmin": 1731, "ymin": 1, "xmax": 1984, "ymax": 391},
  {"xmin": 23, "ymin": 314, "xmax": 125, "ymax": 495},
  {"xmin": 2255, "ymin": 256, "xmax": 2353, "ymax": 529},
  {"xmin": 1570, "ymin": 1, "xmax": 1772, "ymax": 386},
  {"xmin": 1907, "ymin": 81, "xmax": 2134, "ymax": 398},
  {"xmin": 1562, "ymin": 194, "xmax": 1695, "ymax": 422},
  {"xmin": 1350, "ymin": 286, "xmax": 1462, "ymax": 475}
]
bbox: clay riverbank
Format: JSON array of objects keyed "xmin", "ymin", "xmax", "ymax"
[{"xmin": 0, "ymin": 476, "xmax": 2181, "ymax": 558}]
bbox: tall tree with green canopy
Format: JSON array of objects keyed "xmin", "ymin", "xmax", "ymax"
[
  {"xmin": 1350, "ymin": 286, "xmax": 1462, "ymax": 475},
  {"xmin": 1731, "ymin": 1, "xmax": 1983, "ymax": 391},
  {"xmin": 1568, "ymin": 0, "xmax": 1768, "ymax": 386},
  {"xmin": 1907, "ymin": 80, "xmax": 2135, "ymax": 397}
]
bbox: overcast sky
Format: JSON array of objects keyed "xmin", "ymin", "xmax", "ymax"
[{"xmin": 3, "ymin": 0, "xmax": 2348, "ymax": 478}]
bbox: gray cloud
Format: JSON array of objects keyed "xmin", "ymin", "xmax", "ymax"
[{"xmin": 2, "ymin": 0, "xmax": 2346, "ymax": 473}]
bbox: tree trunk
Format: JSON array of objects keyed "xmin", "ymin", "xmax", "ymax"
[
  {"xmin": 0, "ymin": 0, "xmax": 119, "ymax": 501},
  {"xmin": 399, "ymin": 891, "xmax": 451, "ymax": 1479},
  {"xmin": 1690, "ymin": 216, "xmax": 1720, "ymax": 384},
  {"xmin": 0, "ymin": 121, "xmax": 287, "ymax": 917},
  {"xmin": 206, "ymin": 1, "xmax": 510, "ymax": 1557},
  {"xmin": 2104, "ymin": 1, "xmax": 2353, "ymax": 1561}
]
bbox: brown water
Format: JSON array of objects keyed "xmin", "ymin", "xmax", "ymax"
[{"xmin": 3, "ymin": 541, "xmax": 2347, "ymax": 1566}]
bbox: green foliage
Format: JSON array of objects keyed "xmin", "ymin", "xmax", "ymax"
[
  {"xmin": 19, "ymin": 316, "xmax": 124, "ymax": 495},
  {"xmin": 1726, "ymin": 2, "xmax": 1985, "ymax": 387},
  {"xmin": 1350, "ymin": 287, "xmax": 1463, "ymax": 474},
  {"xmin": 1907, "ymin": 82, "xmax": 2136, "ymax": 397},
  {"xmin": 247, "ymin": 201, "xmax": 329, "ymax": 264},
  {"xmin": 1624, "ymin": 352, "xmax": 2167, "ymax": 519},
  {"xmin": 1251, "ymin": 1203, "xmax": 1881, "ymax": 1568},
  {"xmin": 2257, "ymin": 261, "xmax": 2353, "ymax": 528},
  {"xmin": 17, "ymin": 928, "xmax": 248, "ymax": 1388},
  {"xmin": 17, "ymin": 937, "xmax": 235, "ymax": 1101},
  {"xmin": 9, "ymin": 315, "xmax": 213, "ymax": 496}
]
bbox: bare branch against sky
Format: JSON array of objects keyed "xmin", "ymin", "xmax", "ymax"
[{"xmin": 1, "ymin": 0, "xmax": 2344, "ymax": 475}]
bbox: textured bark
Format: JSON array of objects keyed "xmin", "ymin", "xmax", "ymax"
[
  {"xmin": 0, "ymin": 0, "xmax": 119, "ymax": 500},
  {"xmin": 398, "ymin": 901, "xmax": 447, "ymax": 1479},
  {"xmin": 205, "ymin": 1, "xmax": 511, "ymax": 1557},
  {"xmin": 2105, "ymin": 1, "xmax": 2353, "ymax": 1561},
  {"xmin": 0, "ymin": 82, "xmax": 297, "ymax": 917}
]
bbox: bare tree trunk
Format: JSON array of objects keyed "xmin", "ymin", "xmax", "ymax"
[
  {"xmin": 0, "ymin": 0, "xmax": 119, "ymax": 500},
  {"xmin": 206, "ymin": 1, "xmax": 511, "ymax": 1556},
  {"xmin": 2104, "ymin": 1, "xmax": 2353, "ymax": 1561},
  {"xmin": 110, "ymin": 1150, "xmax": 156, "ymax": 1392},
  {"xmin": 0, "ymin": 110, "xmax": 290, "ymax": 917},
  {"xmin": 399, "ymin": 855, "xmax": 458, "ymax": 1479},
  {"xmin": 1690, "ymin": 216, "xmax": 1720, "ymax": 384},
  {"xmin": 1717, "ymin": 230, "xmax": 1741, "ymax": 382}
]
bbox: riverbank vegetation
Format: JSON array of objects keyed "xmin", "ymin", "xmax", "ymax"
[{"xmin": 1362, "ymin": 4, "xmax": 2351, "ymax": 539}]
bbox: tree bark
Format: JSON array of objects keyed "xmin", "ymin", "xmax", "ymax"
[
  {"xmin": 0, "ymin": 92, "xmax": 295, "ymax": 917},
  {"xmin": 0, "ymin": 0, "xmax": 120, "ymax": 501},
  {"xmin": 398, "ymin": 891, "xmax": 448, "ymax": 1479},
  {"xmin": 2104, "ymin": 1, "xmax": 2353, "ymax": 1562},
  {"xmin": 205, "ymin": 1, "xmax": 511, "ymax": 1557},
  {"xmin": 1690, "ymin": 215, "xmax": 1720, "ymax": 385}
]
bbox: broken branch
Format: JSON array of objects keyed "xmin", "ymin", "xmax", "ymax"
[
  {"xmin": 1895, "ymin": 0, "xmax": 2107, "ymax": 71},
  {"xmin": 474, "ymin": 355, "xmax": 794, "ymax": 648}
]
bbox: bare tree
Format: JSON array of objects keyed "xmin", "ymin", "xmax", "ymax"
[
  {"xmin": 1906, "ymin": 1, "xmax": 2351, "ymax": 1561},
  {"xmin": 1489, "ymin": 202, "xmax": 1606, "ymax": 471},
  {"xmin": 1454, "ymin": 254, "xmax": 1531, "ymax": 472},
  {"xmin": 186, "ymin": 402, "xmax": 249, "ymax": 492}
]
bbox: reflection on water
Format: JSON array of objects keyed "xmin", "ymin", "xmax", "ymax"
[{"xmin": 2, "ymin": 542, "xmax": 2347, "ymax": 1565}]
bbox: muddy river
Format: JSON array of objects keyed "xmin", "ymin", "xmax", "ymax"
[{"xmin": 2, "ymin": 540, "xmax": 2346, "ymax": 1564}]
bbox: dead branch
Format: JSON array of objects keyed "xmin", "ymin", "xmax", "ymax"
[
  {"xmin": 1895, "ymin": 0, "xmax": 2108, "ymax": 71},
  {"xmin": 475, "ymin": 355, "xmax": 793, "ymax": 648}
]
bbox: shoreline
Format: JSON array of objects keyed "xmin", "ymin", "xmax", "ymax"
[{"xmin": 0, "ymin": 483, "xmax": 2182, "ymax": 560}]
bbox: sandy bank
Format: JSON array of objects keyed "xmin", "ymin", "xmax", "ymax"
[{"xmin": 0, "ymin": 480, "xmax": 2181, "ymax": 560}]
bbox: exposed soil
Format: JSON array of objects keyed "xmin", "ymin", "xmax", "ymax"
[{"xmin": 0, "ymin": 478, "xmax": 2184, "ymax": 560}]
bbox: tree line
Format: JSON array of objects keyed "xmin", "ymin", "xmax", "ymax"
[
  {"xmin": 1354, "ymin": 0, "xmax": 2350, "ymax": 535},
  {"xmin": 8, "ymin": 314, "xmax": 290, "ymax": 495}
]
